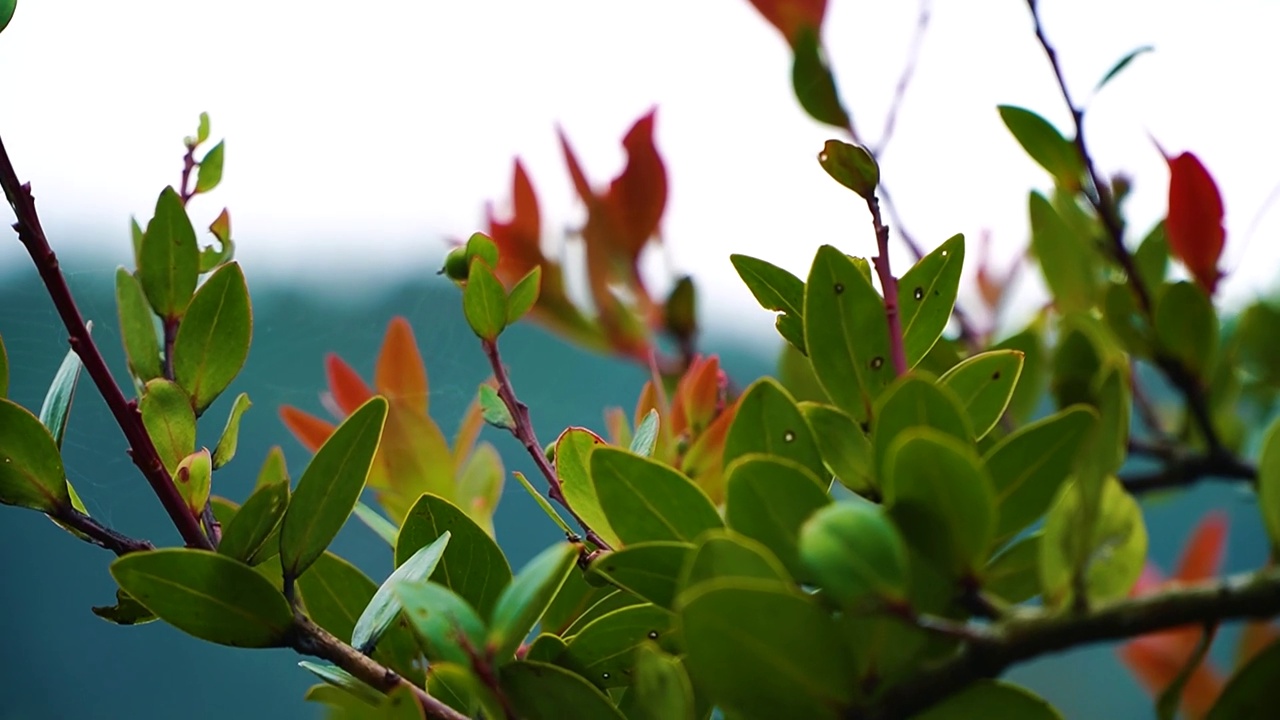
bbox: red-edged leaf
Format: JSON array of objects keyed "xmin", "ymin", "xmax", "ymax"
[
  {"xmin": 280, "ymin": 406, "xmax": 336, "ymax": 452},
  {"xmin": 1163, "ymin": 149, "xmax": 1225, "ymax": 295},
  {"xmin": 746, "ymin": 0, "xmax": 828, "ymax": 46},
  {"xmin": 604, "ymin": 109, "xmax": 667, "ymax": 260},
  {"xmin": 375, "ymin": 317, "xmax": 428, "ymax": 414},
  {"xmin": 325, "ymin": 354, "xmax": 373, "ymax": 416},
  {"xmin": 672, "ymin": 356, "xmax": 723, "ymax": 437},
  {"xmin": 558, "ymin": 128, "xmax": 594, "ymax": 204},
  {"xmin": 1174, "ymin": 511, "xmax": 1227, "ymax": 583}
]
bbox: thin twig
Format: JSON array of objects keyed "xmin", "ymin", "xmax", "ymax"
[
  {"xmin": 179, "ymin": 142, "xmax": 198, "ymax": 205},
  {"xmin": 865, "ymin": 195, "xmax": 908, "ymax": 376},
  {"xmin": 854, "ymin": 566, "xmax": 1280, "ymax": 719},
  {"xmin": 1121, "ymin": 452, "xmax": 1256, "ymax": 494},
  {"xmin": 0, "ymin": 134, "xmax": 213, "ymax": 550},
  {"xmin": 482, "ymin": 339, "xmax": 612, "ymax": 551},
  {"xmin": 873, "ymin": 0, "xmax": 933, "ymax": 156},
  {"xmin": 51, "ymin": 506, "xmax": 155, "ymax": 555}
]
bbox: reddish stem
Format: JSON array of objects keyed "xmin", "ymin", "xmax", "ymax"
[{"xmin": 866, "ymin": 195, "xmax": 908, "ymax": 376}]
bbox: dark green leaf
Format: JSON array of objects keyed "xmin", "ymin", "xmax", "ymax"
[
  {"xmin": 92, "ymin": 588, "xmax": 157, "ymax": 626},
  {"xmin": 478, "ymin": 384, "xmax": 514, "ymax": 430},
  {"xmin": 998, "ymin": 106, "xmax": 1084, "ymax": 190},
  {"xmin": 115, "ymin": 268, "xmax": 163, "ymax": 382},
  {"xmin": 982, "ymin": 532, "xmax": 1042, "ymax": 604},
  {"xmin": 500, "ymin": 661, "xmax": 626, "ymax": 720},
  {"xmin": 428, "ymin": 662, "xmax": 505, "ymax": 719},
  {"xmin": 588, "ymin": 542, "xmax": 692, "ymax": 609},
  {"xmin": 1206, "ymin": 638, "xmax": 1280, "ymax": 720},
  {"xmin": 1134, "ymin": 221, "xmax": 1169, "ymax": 299},
  {"xmin": 804, "ymin": 245, "xmax": 893, "ymax": 423},
  {"xmin": 939, "ymin": 349, "xmax": 1024, "ymax": 439},
  {"xmin": 681, "ymin": 533, "xmax": 792, "ymax": 591},
  {"xmin": 526, "ymin": 632, "xmax": 569, "ymax": 662},
  {"xmin": 298, "ymin": 662, "xmax": 384, "ymax": 707},
  {"xmin": 280, "ymin": 397, "xmax": 388, "ymax": 581},
  {"xmin": 211, "ymin": 392, "xmax": 251, "ymax": 469},
  {"xmin": 463, "ymin": 259, "xmax": 508, "ymax": 341},
  {"xmin": 790, "ymin": 29, "xmax": 850, "ymax": 129},
  {"xmin": 872, "ymin": 374, "xmax": 971, "ymax": 480},
  {"xmin": 1103, "ymin": 281, "xmax": 1152, "ymax": 357},
  {"xmin": 559, "ymin": 604, "xmax": 680, "ymax": 689},
  {"xmin": 195, "ymin": 140, "xmax": 225, "ymax": 194},
  {"xmin": 1155, "ymin": 280, "xmax": 1218, "ymax": 382},
  {"xmin": 352, "ymin": 502, "xmax": 398, "ymax": 546},
  {"xmin": 39, "ymin": 337, "xmax": 87, "ymax": 450},
  {"xmin": 1256, "ymin": 416, "xmax": 1280, "ymax": 549},
  {"xmin": 818, "ymin": 140, "xmax": 879, "ymax": 199},
  {"xmin": 724, "ymin": 454, "xmax": 831, "ymax": 581},
  {"xmin": 542, "ymin": 569, "xmax": 612, "ymax": 636},
  {"xmin": 395, "ymin": 492, "xmax": 511, "ymax": 617},
  {"xmin": 914, "ymin": 680, "xmax": 1063, "ymax": 719},
  {"xmin": 730, "ymin": 254, "xmax": 806, "ymax": 353},
  {"xmin": 218, "ymin": 476, "xmax": 289, "ymax": 563},
  {"xmin": 1029, "ymin": 192, "xmax": 1098, "ymax": 314},
  {"xmin": 514, "ymin": 471, "xmax": 574, "ymax": 536},
  {"xmin": 396, "ymin": 580, "xmax": 487, "ymax": 666},
  {"xmin": 725, "ymin": 378, "xmax": 828, "ymax": 482},
  {"xmin": 1095, "ymin": 45, "xmax": 1154, "ymax": 91},
  {"xmin": 899, "ymin": 234, "xmax": 965, "ymax": 368},
  {"xmin": 488, "ymin": 542, "xmax": 579, "ymax": 661},
  {"xmin": 110, "ymin": 548, "xmax": 292, "ymax": 647},
  {"xmin": 616, "ymin": 643, "xmax": 695, "ymax": 720},
  {"xmin": 680, "ymin": 580, "xmax": 855, "ymax": 720},
  {"xmin": 557, "ymin": 428, "xmax": 620, "ymax": 548},
  {"xmin": 296, "ymin": 551, "xmax": 375, "ymax": 642},
  {"xmin": 799, "ymin": 500, "xmax": 910, "ymax": 607},
  {"xmin": 139, "ymin": 379, "xmax": 196, "ymax": 476},
  {"xmin": 629, "ymin": 409, "xmax": 660, "ymax": 457},
  {"xmin": 138, "ymin": 186, "xmax": 200, "ymax": 320},
  {"xmin": 986, "ymin": 405, "xmax": 1097, "ymax": 546},
  {"xmin": 1040, "ymin": 477, "xmax": 1146, "ymax": 608},
  {"xmin": 591, "ymin": 448, "xmax": 722, "ymax": 545},
  {"xmin": 0, "ymin": 398, "xmax": 71, "ymax": 512},
  {"xmin": 353, "ymin": 532, "xmax": 451, "ymax": 653},
  {"xmin": 255, "ymin": 445, "xmax": 290, "ymax": 491},
  {"xmin": 507, "ymin": 266, "xmax": 541, "ymax": 324},
  {"xmin": 800, "ymin": 401, "xmax": 875, "ymax": 494},
  {"xmin": 172, "ymin": 261, "xmax": 252, "ymax": 413}
]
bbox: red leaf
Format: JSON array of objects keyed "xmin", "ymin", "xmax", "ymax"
[
  {"xmin": 746, "ymin": 0, "xmax": 828, "ymax": 46},
  {"xmin": 375, "ymin": 317, "xmax": 428, "ymax": 414},
  {"xmin": 279, "ymin": 406, "xmax": 335, "ymax": 452},
  {"xmin": 1163, "ymin": 150, "xmax": 1225, "ymax": 294},
  {"xmin": 325, "ymin": 353, "xmax": 374, "ymax": 416},
  {"xmin": 1174, "ymin": 511, "xmax": 1227, "ymax": 583},
  {"xmin": 487, "ymin": 159, "xmax": 546, "ymax": 286},
  {"xmin": 604, "ymin": 109, "xmax": 668, "ymax": 261}
]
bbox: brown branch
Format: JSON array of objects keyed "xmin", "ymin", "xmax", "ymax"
[
  {"xmin": 865, "ymin": 195, "xmax": 908, "ymax": 376},
  {"xmin": 51, "ymin": 506, "xmax": 155, "ymax": 555},
  {"xmin": 1121, "ymin": 451, "xmax": 1256, "ymax": 494},
  {"xmin": 288, "ymin": 614, "xmax": 467, "ymax": 720},
  {"xmin": 481, "ymin": 338, "xmax": 612, "ymax": 551},
  {"xmin": 0, "ymin": 134, "xmax": 213, "ymax": 550},
  {"xmin": 855, "ymin": 566, "xmax": 1280, "ymax": 719}
]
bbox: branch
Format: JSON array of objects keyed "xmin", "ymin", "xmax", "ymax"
[
  {"xmin": 865, "ymin": 195, "xmax": 908, "ymax": 376},
  {"xmin": 288, "ymin": 613, "xmax": 467, "ymax": 720},
  {"xmin": 872, "ymin": 0, "xmax": 933, "ymax": 157},
  {"xmin": 1121, "ymin": 451, "xmax": 1256, "ymax": 495},
  {"xmin": 857, "ymin": 566, "xmax": 1280, "ymax": 719},
  {"xmin": 51, "ymin": 506, "xmax": 155, "ymax": 555},
  {"xmin": 482, "ymin": 338, "xmax": 613, "ymax": 551},
  {"xmin": 0, "ymin": 134, "xmax": 213, "ymax": 550}
]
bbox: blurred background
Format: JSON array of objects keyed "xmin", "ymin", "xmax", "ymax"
[{"xmin": 2, "ymin": 1, "xmax": 1278, "ymax": 718}]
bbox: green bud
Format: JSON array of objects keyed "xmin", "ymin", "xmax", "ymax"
[
  {"xmin": 799, "ymin": 501, "xmax": 909, "ymax": 608},
  {"xmin": 440, "ymin": 246, "xmax": 470, "ymax": 281}
]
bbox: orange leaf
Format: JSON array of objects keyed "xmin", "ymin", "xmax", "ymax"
[
  {"xmin": 325, "ymin": 353, "xmax": 373, "ymax": 416},
  {"xmin": 279, "ymin": 406, "xmax": 335, "ymax": 452},
  {"xmin": 453, "ymin": 391, "xmax": 486, "ymax": 468},
  {"xmin": 1119, "ymin": 634, "xmax": 1224, "ymax": 719},
  {"xmin": 1174, "ymin": 511, "xmax": 1227, "ymax": 583},
  {"xmin": 375, "ymin": 317, "xmax": 428, "ymax": 414},
  {"xmin": 746, "ymin": 0, "xmax": 828, "ymax": 46},
  {"xmin": 603, "ymin": 109, "xmax": 667, "ymax": 261},
  {"xmin": 1163, "ymin": 149, "xmax": 1225, "ymax": 294},
  {"xmin": 487, "ymin": 159, "xmax": 546, "ymax": 286},
  {"xmin": 681, "ymin": 398, "xmax": 739, "ymax": 504},
  {"xmin": 603, "ymin": 406, "xmax": 631, "ymax": 447},
  {"xmin": 634, "ymin": 380, "xmax": 663, "ymax": 431},
  {"xmin": 557, "ymin": 127, "xmax": 594, "ymax": 204}
]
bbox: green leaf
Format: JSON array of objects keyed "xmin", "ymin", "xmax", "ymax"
[
  {"xmin": 465, "ymin": 231, "xmax": 500, "ymax": 269},
  {"xmin": 629, "ymin": 409, "xmax": 659, "ymax": 457},
  {"xmin": 724, "ymin": 378, "xmax": 828, "ymax": 482},
  {"xmin": 558, "ymin": 604, "xmax": 680, "ymax": 689},
  {"xmin": 0, "ymin": 333, "xmax": 7, "ymax": 397},
  {"xmin": 92, "ymin": 588, "xmax": 157, "ymax": 626},
  {"xmin": 872, "ymin": 374, "xmax": 971, "ymax": 481},
  {"xmin": 1256, "ymin": 416, "xmax": 1280, "ymax": 549},
  {"xmin": 1134, "ymin": 221, "xmax": 1169, "ymax": 299},
  {"xmin": 396, "ymin": 580, "xmax": 487, "ymax": 666},
  {"xmin": 993, "ymin": 324, "xmax": 1046, "ymax": 424},
  {"xmin": 255, "ymin": 445, "xmax": 290, "ymax": 491},
  {"xmin": 196, "ymin": 112, "xmax": 211, "ymax": 144},
  {"xmin": 1156, "ymin": 624, "xmax": 1215, "ymax": 720},
  {"xmin": 939, "ymin": 349, "xmax": 1024, "ymax": 439},
  {"xmin": 818, "ymin": 140, "xmax": 879, "ymax": 200},
  {"xmin": 172, "ymin": 261, "xmax": 252, "ymax": 414},
  {"xmin": 0, "ymin": 399, "xmax": 71, "ymax": 513},
  {"xmin": 110, "ymin": 548, "xmax": 292, "ymax": 647},
  {"xmin": 1155, "ymin": 280, "xmax": 1219, "ymax": 382},
  {"xmin": 457, "ymin": 442, "xmax": 504, "ymax": 535},
  {"xmin": 1103, "ymin": 281, "xmax": 1152, "ymax": 357},
  {"xmin": 507, "ymin": 266, "xmax": 542, "ymax": 324},
  {"xmin": 488, "ymin": 542, "xmax": 579, "ymax": 661},
  {"xmin": 616, "ymin": 644, "xmax": 695, "ymax": 720},
  {"xmin": 139, "ymin": 379, "xmax": 196, "ymax": 476},
  {"xmin": 913, "ymin": 679, "xmax": 1063, "ymax": 719},
  {"xmin": 1095, "ymin": 45, "xmax": 1154, "ymax": 92},
  {"xmin": 477, "ymin": 384, "xmax": 514, "ymax": 430},
  {"xmin": 542, "ymin": 569, "xmax": 612, "ymax": 636},
  {"xmin": 428, "ymin": 662, "xmax": 504, "ymax": 719},
  {"xmin": 526, "ymin": 632, "xmax": 569, "ymax": 663},
  {"xmin": 804, "ymin": 245, "xmax": 893, "ymax": 423},
  {"xmin": 39, "ymin": 338, "xmax": 87, "ymax": 450},
  {"xmin": 983, "ymin": 532, "xmax": 1042, "ymax": 604},
  {"xmin": 395, "ymin": 492, "xmax": 512, "ymax": 617},
  {"xmin": 800, "ymin": 402, "xmax": 875, "ymax": 494},
  {"xmin": 298, "ymin": 662, "xmax": 384, "ymax": 707},
  {"xmin": 997, "ymin": 106, "xmax": 1084, "ymax": 190},
  {"xmin": 898, "ymin": 233, "xmax": 965, "ymax": 367},
  {"xmin": 280, "ymin": 397, "xmax": 388, "ymax": 581},
  {"xmin": 380, "ymin": 685, "xmax": 427, "ymax": 720},
  {"xmin": 1040, "ymin": 476, "xmax": 1147, "ymax": 608},
  {"xmin": 500, "ymin": 661, "xmax": 626, "ymax": 720},
  {"xmin": 730, "ymin": 254, "xmax": 806, "ymax": 353},
  {"xmin": 353, "ymin": 532, "xmax": 451, "ymax": 653},
  {"xmin": 884, "ymin": 429, "xmax": 995, "ymax": 576},
  {"xmin": 679, "ymin": 580, "xmax": 855, "ymax": 720},
  {"xmin": 195, "ymin": 140, "xmax": 225, "ymax": 194},
  {"xmin": 563, "ymin": 590, "xmax": 646, "ymax": 638},
  {"xmin": 352, "ymin": 501, "xmax": 398, "ymax": 546},
  {"xmin": 790, "ymin": 28, "xmax": 850, "ymax": 130},
  {"xmin": 211, "ymin": 392, "xmax": 251, "ymax": 469},
  {"xmin": 591, "ymin": 447, "xmax": 722, "ymax": 545},
  {"xmin": 115, "ymin": 268, "xmax": 163, "ymax": 382},
  {"xmin": 799, "ymin": 500, "xmax": 910, "ymax": 607},
  {"xmin": 681, "ymin": 533, "xmax": 792, "ymax": 590},
  {"xmin": 587, "ymin": 542, "xmax": 693, "ymax": 609},
  {"xmin": 557, "ymin": 428, "xmax": 621, "ymax": 549},
  {"xmin": 463, "ymin": 258, "xmax": 508, "ymax": 341},
  {"xmin": 138, "ymin": 186, "xmax": 200, "ymax": 320},
  {"xmin": 514, "ymin": 471, "xmax": 574, "ymax": 536},
  {"xmin": 201, "ymin": 208, "xmax": 235, "ymax": 273},
  {"xmin": 724, "ymin": 454, "xmax": 831, "ymax": 581},
  {"xmin": 174, "ymin": 448, "xmax": 213, "ymax": 518},
  {"xmin": 218, "ymin": 477, "xmax": 289, "ymax": 563},
  {"xmin": 1206, "ymin": 637, "xmax": 1280, "ymax": 720},
  {"xmin": 296, "ymin": 551, "xmax": 376, "ymax": 642},
  {"xmin": 986, "ymin": 405, "xmax": 1097, "ymax": 546},
  {"xmin": 1029, "ymin": 192, "xmax": 1098, "ymax": 315}
]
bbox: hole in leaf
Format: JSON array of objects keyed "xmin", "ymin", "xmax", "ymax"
[
  {"xmin": 602, "ymin": 672, "xmax": 611, "ymax": 680},
  {"xmin": 834, "ymin": 283, "xmax": 845, "ymax": 295},
  {"xmin": 913, "ymin": 287, "xmax": 924, "ymax": 300},
  {"xmin": 871, "ymin": 357, "xmax": 884, "ymax": 370},
  {"xmin": 647, "ymin": 630, "xmax": 659, "ymax": 639},
  {"xmin": 783, "ymin": 430, "xmax": 796, "ymax": 443},
  {"xmin": 992, "ymin": 371, "xmax": 1001, "ymax": 380}
]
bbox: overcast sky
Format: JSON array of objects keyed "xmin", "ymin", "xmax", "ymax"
[{"xmin": 1, "ymin": 0, "xmax": 1277, "ymax": 339}]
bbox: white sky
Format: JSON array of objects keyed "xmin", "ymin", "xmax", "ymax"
[{"xmin": 1, "ymin": 0, "xmax": 1278, "ymax": 340}]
